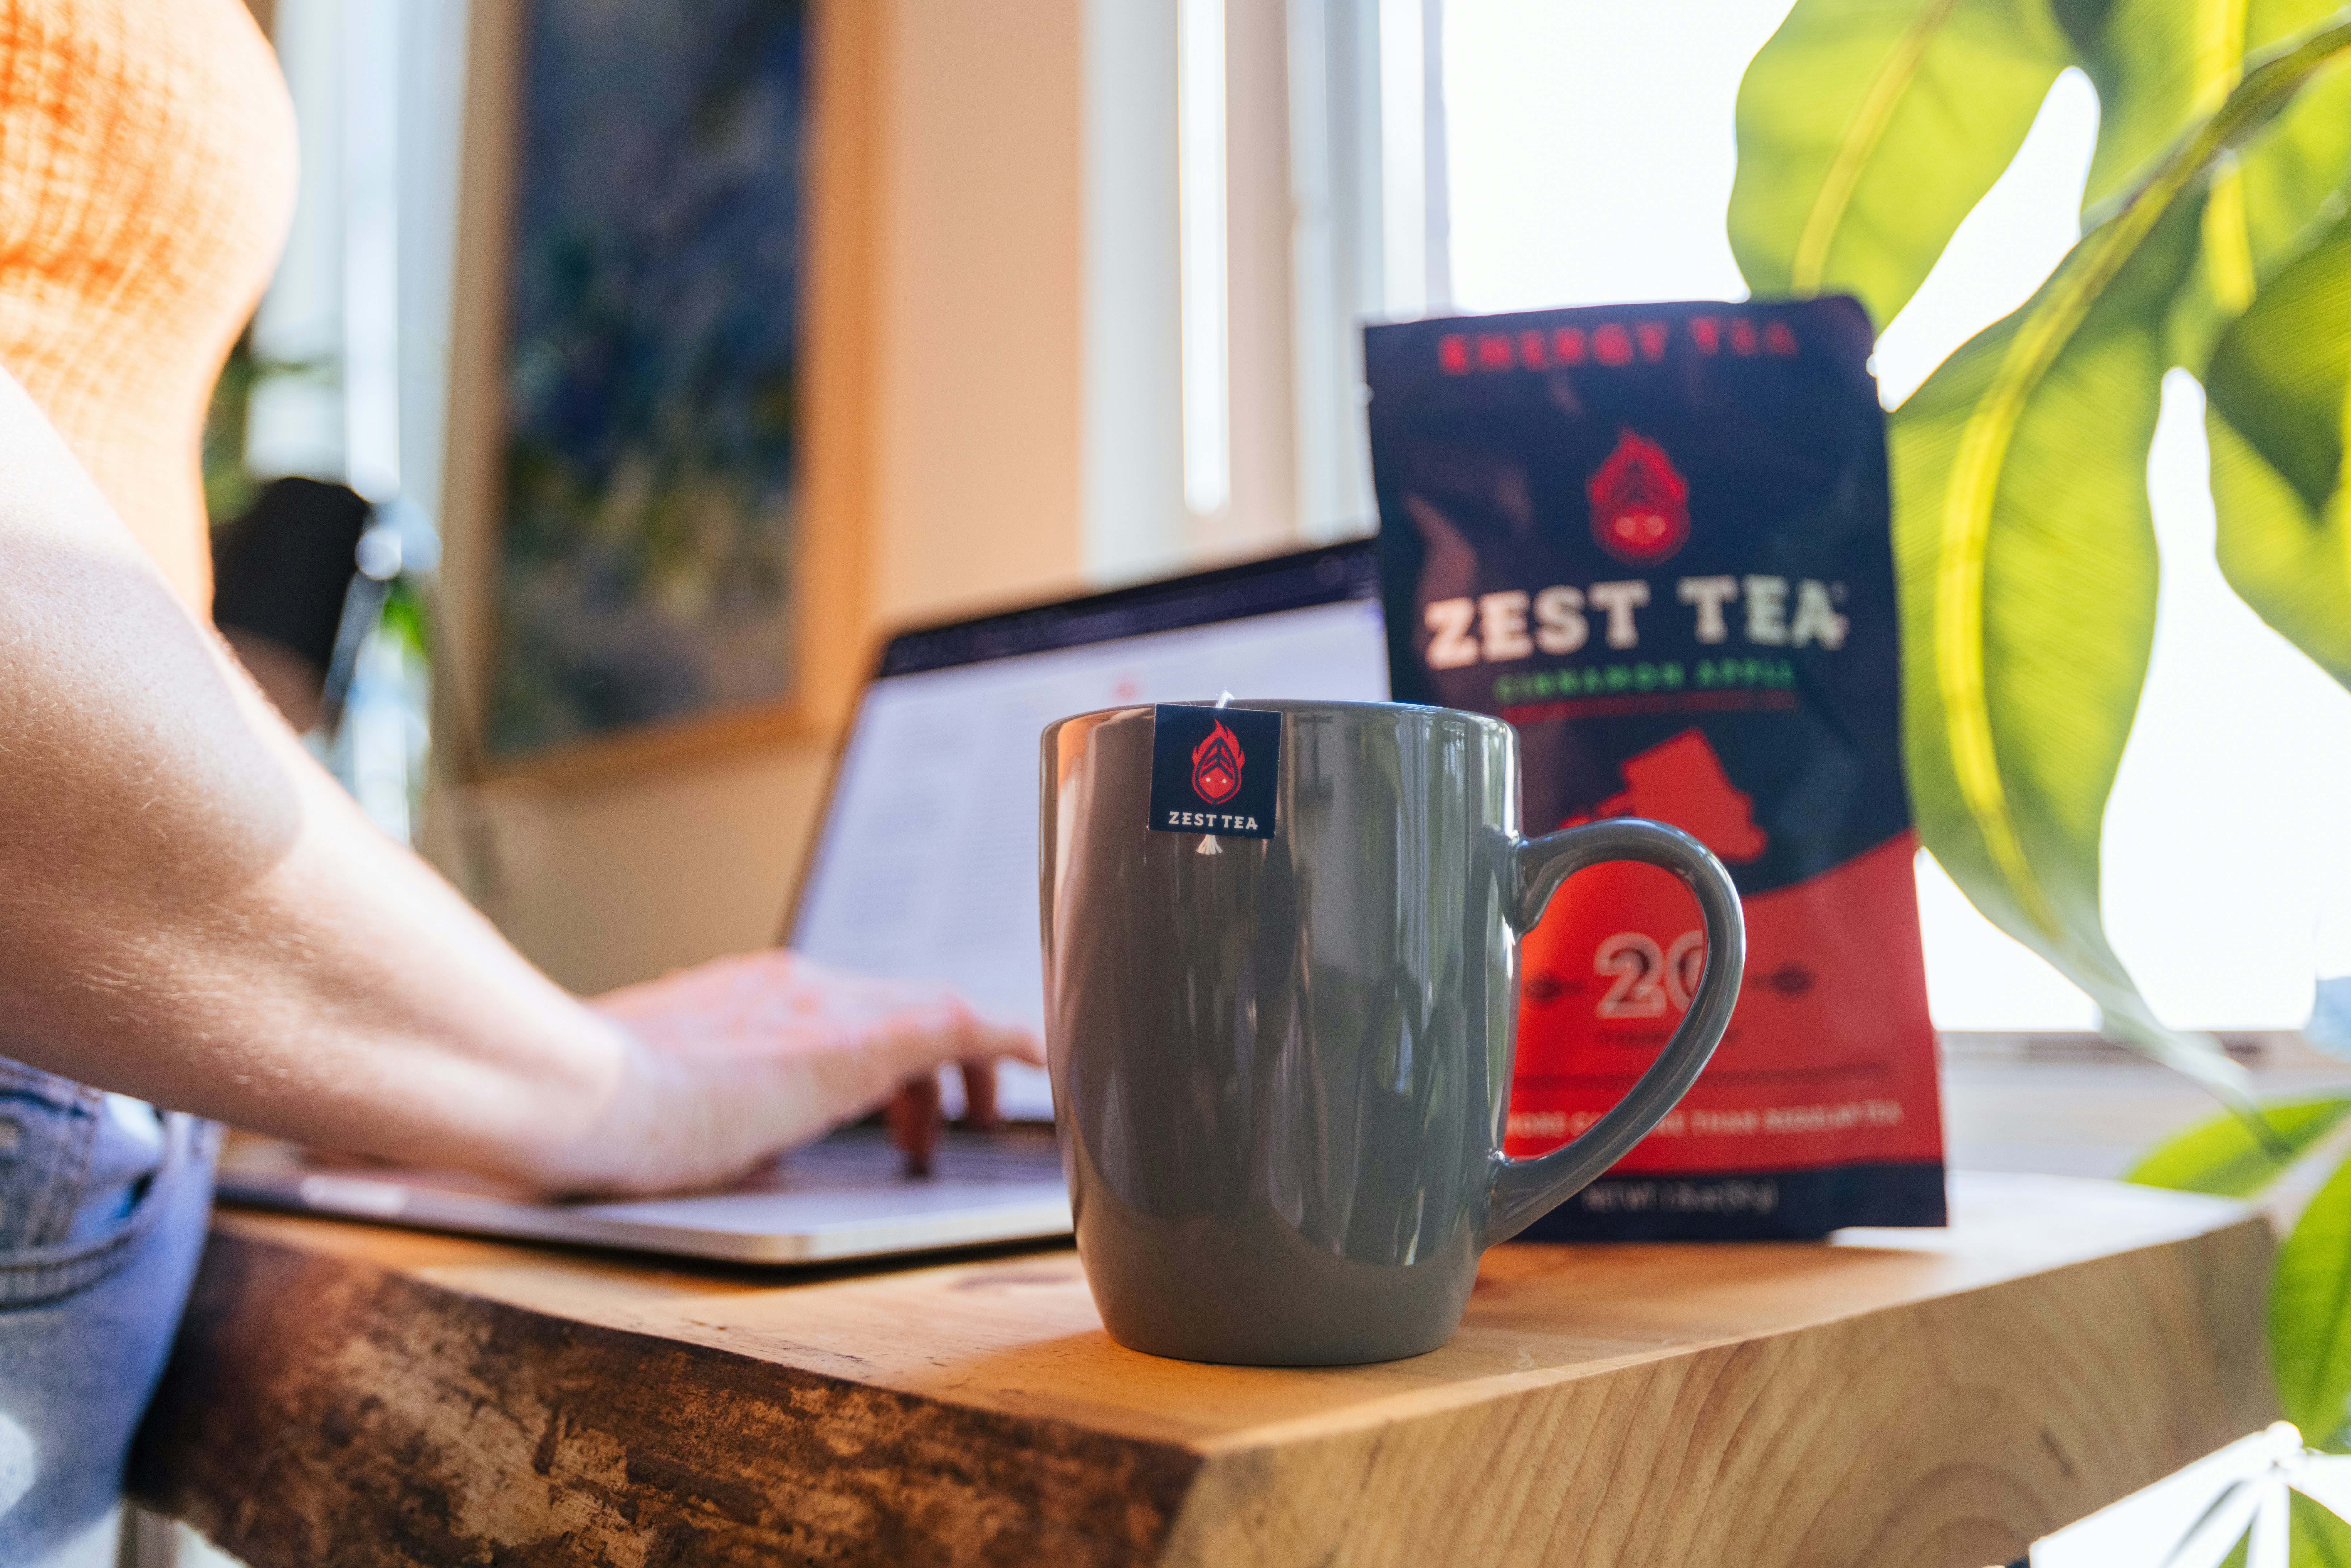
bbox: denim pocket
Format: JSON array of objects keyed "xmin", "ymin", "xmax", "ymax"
[
  {"xmin": 0, "ymin": 1063, "xmax": 218, "ymax": 1563},
  {"xmin": 0, "ymin": 1060, "xmax": 199, "ymax": 1310}
]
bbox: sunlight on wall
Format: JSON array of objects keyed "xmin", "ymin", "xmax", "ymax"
[{"xmin": 1444, "ymin": 0, "xmax": 1792, "ymax": 313}]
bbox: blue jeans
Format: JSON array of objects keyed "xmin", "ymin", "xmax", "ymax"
[{"xmin": 0, "ymin": 1059, "xmax": 216, "ymax": 1566}]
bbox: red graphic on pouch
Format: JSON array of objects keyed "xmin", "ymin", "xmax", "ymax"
[
  {"xmin": 1512, "ymin": 725, "xmax": 1938, "ymax": 1173},
  {"xmin": 1587, "ymin": 429, "xmax": 1691, "ymax": 565},
  {"xmin": 1571, "ymin": 728, "xmax": 1766, "ymax": 862},
  {"xmin": 1191, "ymin": 720, "xmax": 1245, "ymax": 805}
]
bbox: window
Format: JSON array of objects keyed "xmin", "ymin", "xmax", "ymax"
[{"xmin": 1279, "ymin": 0, "xmax": 2351, "ymax": 1033}]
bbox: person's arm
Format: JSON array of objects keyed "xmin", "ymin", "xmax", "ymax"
[{"xmin": 0, "ymin": 369, "xmax": 1031, "ymax": 1196}]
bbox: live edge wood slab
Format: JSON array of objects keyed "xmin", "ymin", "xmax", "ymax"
[{"xmin": 132, "ymin": 1173, "xmax": 2272, "ymax": 1568}]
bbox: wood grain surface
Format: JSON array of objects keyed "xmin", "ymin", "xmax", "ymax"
[{"xmin": 132, "ymin": 1173, "xmax": 2276, "ymax": 1567}]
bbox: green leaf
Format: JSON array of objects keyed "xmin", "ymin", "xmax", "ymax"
[
  {"xmin": 2070, "ymin": 0, "xmax": 2350, "ymax": 213},
  {"xmin": 2275, "ymin": 1152, "xmax": 2351, "ymax": 1443},
  {"xmin": 2206, "ymin": 212, "xmax": 2351, "ymax": 687},
  {"xmin": 2168, "ymin": 51, "xmax": 2351, "ymax": 369},
  {"xmin": 2295, "ymin": 1491, "xmax": 2351, "ymax": 1568},
  {"xmin": 1896, "ymin": 208, "xmax": 2234, "ymax": 1087},
  {"xmin": 1730, "ymin": 0, "xmax": 2075, "ymax": 332},
  {"xmin": 1892, "ymin": 195, "xmax": 2225, "ymax": 1086},
  {"xmin": 2065, "ymin": 0, "xmax": 2351, "ymax": 367},
  {"xmin": 1892, "ymin": 19, "xmax": 2351, "ymax": 1095},
  {"xmin": 2126, "ymin": 1095, "xmax": 2351, "ymax": 1194}
]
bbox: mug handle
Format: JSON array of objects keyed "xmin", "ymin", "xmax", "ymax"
[{"xmin": 1483, "ymin": 816, "xmax": 1746, "ymax": 1245}]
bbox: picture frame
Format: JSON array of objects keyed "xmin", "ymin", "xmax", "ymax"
[{"xmin": 438, "ymin": 0, "xmax": 880, "ymax": 787}]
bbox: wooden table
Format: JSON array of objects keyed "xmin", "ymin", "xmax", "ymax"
[{"xmin": 132, "ymin": 1172, "xmax": 2273, "ymax": 1568}]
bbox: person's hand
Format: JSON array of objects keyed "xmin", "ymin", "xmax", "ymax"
[
  {"xmin": 881, "ymin": 1057, "xmax": 1005, "ymax": 1176},
  {"xmin": 541, "ymin": 950, "xmax": 1040, "ymax": 1197}
]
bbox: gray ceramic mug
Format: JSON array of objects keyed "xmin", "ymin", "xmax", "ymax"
[{"xmin": 1039, "ymin": 698, "xmax": 1744, "ymax": 1365}]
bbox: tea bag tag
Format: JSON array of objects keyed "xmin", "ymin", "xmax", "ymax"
[{"xmin": 1146, "ymin": 697, "xmax": 1279, "ymax": 848}]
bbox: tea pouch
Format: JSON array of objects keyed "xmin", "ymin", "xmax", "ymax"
[{"xmin": 1368, "ymin": 297, "xmax": 1945, "ymax": 1239}]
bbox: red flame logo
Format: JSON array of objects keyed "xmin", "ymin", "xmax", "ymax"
[
  {"xmin": 1587, "ymin": 429, "xmax": 1690, "ymax": 565},
  {"xmin": 1191, "ymin": 719, "xmax": 1245, "ymax": 805}
]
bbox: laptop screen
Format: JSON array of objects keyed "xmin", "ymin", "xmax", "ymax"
[{"xmin": 788, "ymin": 541, "xmax": 1391, "ymax": 1117}]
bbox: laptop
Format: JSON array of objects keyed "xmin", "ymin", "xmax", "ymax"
[{"xmin": 217, "ymin": 539, "xmax": 1393, "ymax": 1263}]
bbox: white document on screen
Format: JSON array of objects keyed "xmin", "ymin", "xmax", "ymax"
[{"xmin": 791, "ymin": 597, "xmax": 1391, "ymax": 1119}]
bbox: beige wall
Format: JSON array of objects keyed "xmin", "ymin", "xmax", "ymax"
[
  {"xmin": 459, "ymin": 745, "xmax": 837, "ymax": 995},
  {"xmin": 872, "ymin": 0, "xmax": 1085, "ymax": 622},
  {"xmin": 461, "ymin": 0, "xmax": 1087, "ymax": 996}
]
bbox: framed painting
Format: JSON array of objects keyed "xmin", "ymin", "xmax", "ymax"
[{"xmin": 440, "ymin": 0, "xmax": 879, "ymax": 783}]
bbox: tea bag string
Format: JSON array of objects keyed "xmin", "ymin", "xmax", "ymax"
[{"xmin": 1197, "ymin": 691, "xmax": 1233, "ymax": 857}]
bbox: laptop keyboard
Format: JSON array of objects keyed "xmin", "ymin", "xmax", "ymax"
[{"xmin": 732, "ymin": 1125, "xmax": 1066, "ymax": 1192}]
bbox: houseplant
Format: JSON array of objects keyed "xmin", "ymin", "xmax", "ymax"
[{"xmin": 1732, "ymin": 2, "xmax": 2351, "ymax": 1558}]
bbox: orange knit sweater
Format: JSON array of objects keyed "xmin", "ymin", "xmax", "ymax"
[{"xmin": 0, "ymin": 0, "xmax": 295, "ymax": 612}]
